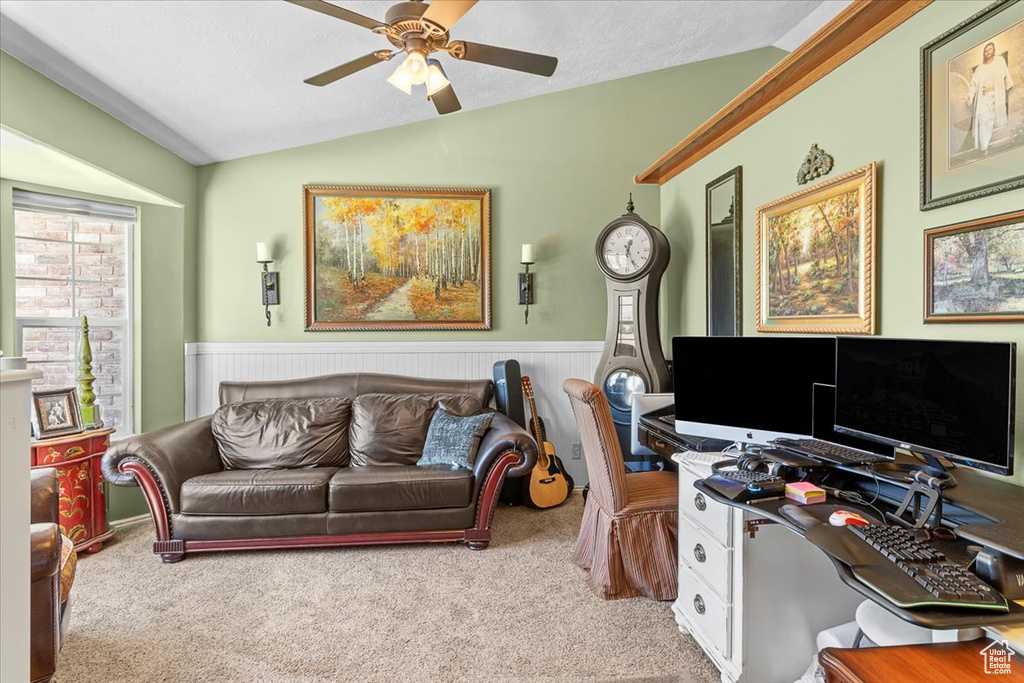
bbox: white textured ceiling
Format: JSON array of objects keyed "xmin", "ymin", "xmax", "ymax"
[{"xmin": 0, "ymin": 0, "xmax": 844, "ymax": 165}]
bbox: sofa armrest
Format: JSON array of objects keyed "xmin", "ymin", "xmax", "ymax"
[
  {"xmin": 473, "ymin": 411, "xmax": 537, "ymax": 484},
  {"xmin": 31, "ymin": 469, "xmax": 59, "ymax": 526},
  {"xmin": 101, "ymin": 416, "xmax": 221, "ymax": 513},
  {"xmin": 31, "ymin": 523, "xmax": 61, "ymax": 583}
]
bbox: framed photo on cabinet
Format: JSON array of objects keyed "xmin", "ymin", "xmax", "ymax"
[
  {"xmin": 921, "ymin": 0, "xmax": 1024, "ymax": 210},
  {"xmin": 303, "ymin": 185, "xmax": 491, "ymax": 331},
  {"xmin": 31, "ymin": 388, "xmax": 84, "ymax": 439},
  {"xmin": 755, "ymin": 163, "xmax": 877, "ymax": 335},
  {"xmin": 924, "ymin": 209, "xmax": 1024, "ymax": 322}
]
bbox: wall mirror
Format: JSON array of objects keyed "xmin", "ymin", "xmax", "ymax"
[{"xmin": 705, "ymin": 166, "xmax": 742, "ymax": 336}]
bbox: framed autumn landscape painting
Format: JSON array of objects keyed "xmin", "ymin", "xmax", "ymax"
[
  {"xmin": 925, "ymin": 209, "xmax": 1024, "ymax": 322},
  {"xmin": 755, "ymin": 163, "xmax": 877, "ymax": 334},
  {"xmin": 304, "ymin": 185, "xmax": 491, "ymax": 331}
]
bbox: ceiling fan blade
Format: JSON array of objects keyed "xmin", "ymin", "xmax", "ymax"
[
  {"xmin": 430, "ymin": 81, "xmax": 462, "ymax": 116},
  {"xmin": 421, "ymin": 0, "xmax": 477, "ymax": 31},
  {"xmin": 285, "ymin": 0, "xmax": 384, "ymax": 30},
  {"xmin": 304, "ymin": 51, "xmax": 393, "ymax": 87},
  {"xmin": 450, "ymin": 41, "xmax": 557, "ymax": 77}
]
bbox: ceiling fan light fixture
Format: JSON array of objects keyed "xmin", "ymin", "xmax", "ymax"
[
  {"xmin": 404, "ymin": 50, "xmax": 429, "ymax": 85},
  {"xmin": 387, "ymin": 61, "xmax": 414, "ymax": 95},
  {"xmin": 425, "ymin": 59, "xmax": 451, "ymax": 97}
]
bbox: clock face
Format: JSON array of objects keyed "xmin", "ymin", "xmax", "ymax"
[{"xmin": 600, "ymin": 223, "xmax": 652, "ymax": 277}]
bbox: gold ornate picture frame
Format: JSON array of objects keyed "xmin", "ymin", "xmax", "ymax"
[
  {"xmin": 755, "ymin": 162, "xmax": 877, "ymax": 335},
  {"xmin": 303, "ymin": 185, "xmax": 491, "ymax": 331}
]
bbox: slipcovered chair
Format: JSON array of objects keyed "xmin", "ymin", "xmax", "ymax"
[
  {"xmin": 563, "ymin": 379, "xmax": 678, "ymax": 600},
  {"xmin": 31, "ymin": 468, "xmax": 76, "ymax": 683}
]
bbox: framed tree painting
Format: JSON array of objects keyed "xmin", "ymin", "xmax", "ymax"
[
  {"xmin": 755, "ymin": 162, "xmax": 877, "ymax": 335},
  {"xmin": 925, "ymin": 209, "xmax": 1024, "ymax": 322},
  {"xmin": 303, "ymin": 185, "xmax": 491, "ymax": 331},
  {"xmin": 921, "ymin": 0, "xmax": 1024, "ymax": 210}
]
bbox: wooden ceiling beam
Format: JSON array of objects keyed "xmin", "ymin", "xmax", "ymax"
[{"xmin": 634, "ymin": 0, "xmax": 933, "ymax": 185}]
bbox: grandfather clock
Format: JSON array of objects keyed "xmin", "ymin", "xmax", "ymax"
[{"xmin": 594, "ymin": 197, "xmax": 671, "ymax": 468}]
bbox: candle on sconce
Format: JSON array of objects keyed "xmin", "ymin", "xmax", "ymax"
[
  {"xmin": 521, "ymin": 244, "xmax": 535, "ymax": 264},
  {"xmin": 256, "ymin": 242, "xmax": 271, "ymax": 263}
]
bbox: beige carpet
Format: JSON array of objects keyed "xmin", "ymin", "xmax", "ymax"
[{"xmin": 57, "ymin": 494, "xmax": 718, "ymax": 683}]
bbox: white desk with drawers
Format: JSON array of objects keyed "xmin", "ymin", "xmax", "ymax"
[{"xmin": 671, "ymin": 452, "xmax": 864, "ymax": 683}]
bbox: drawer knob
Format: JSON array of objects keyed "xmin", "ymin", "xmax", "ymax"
[
  {"xmin": 693, "ymin": 594, "xmax": 706, "ymax": 615},
  {"xmin": 694, "ymin": 543, "xmax": 706, "ymax": 563},
  {"xmin": 694, "ymin": 493, "xmax": 707, "ymax": 512}
]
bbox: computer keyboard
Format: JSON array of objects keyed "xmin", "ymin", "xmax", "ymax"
[
  {"xmin": 717, "ymin": 469, "xmax": 785, "ymax": 487},
  {"xmin": 845, "ymin": 525, "xmax": 1008, "ymax": 611},
  {"xmin": 850, "ymin": 524, "xmax": 946, "ymax": 563},
  {"xmin": 773, "ymin": 438, "xmax": 891, "ymax": 466},
  {"xmin": 679, "ymin": 451, "xmax": 736, "ymax": 467}
]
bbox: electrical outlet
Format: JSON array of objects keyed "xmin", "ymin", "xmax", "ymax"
[{"xmin": 572, "ymin": 442, "xmax": 582, "ymax": 460}]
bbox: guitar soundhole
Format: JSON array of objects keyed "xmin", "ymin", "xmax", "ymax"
[
  {"xmin": 694, "ymin": 543, "xmax": 706, "ymax": 563},
  {"xmin": 694, "ymin": 493, "xmax": 707, "ymax": 512},
  {"xmin": 540, "ymin": 477, "xmax": 556, "ymax": 484},
  {"xmin": 693, "ymin": 594, "xmax": 706, "ymax": 615}
]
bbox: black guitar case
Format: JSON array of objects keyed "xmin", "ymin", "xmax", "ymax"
[{"xmin": 493, "ymin": 359, "xmax": 527, "ymax": 505}]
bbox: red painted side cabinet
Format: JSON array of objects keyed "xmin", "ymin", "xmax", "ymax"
[{"xmin": 31, "ymin": 428, "xmax": 116, "ymax": 553}]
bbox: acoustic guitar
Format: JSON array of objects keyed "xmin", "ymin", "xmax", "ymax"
[{"xmin": 521, "ymin": 376, "xmax": 574, "ymax": 509}]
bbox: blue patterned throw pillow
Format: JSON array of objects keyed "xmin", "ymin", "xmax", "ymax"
[{"xmin": 418, "ymin": 405, "xmax": 494, "ymax": 470}]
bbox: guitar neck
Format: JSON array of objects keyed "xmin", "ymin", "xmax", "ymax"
[{"xmin": 522, "ymin": 379, "xmax": 545, "ymax": 446}]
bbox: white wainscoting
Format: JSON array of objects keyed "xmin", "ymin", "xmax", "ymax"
[{"xmin": 184, "ymin": 341, "xmax": 603, "ymax": 485}]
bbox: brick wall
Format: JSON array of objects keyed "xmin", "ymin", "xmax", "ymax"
[{"xmin": 15, "ymin": 210, "xmax": 128, "ymax": 432}]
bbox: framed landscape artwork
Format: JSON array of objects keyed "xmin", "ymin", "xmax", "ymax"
[
  {"xmin": 921, "ymin": 0, "xmax": 1024, "ymax": 210},
  {"xmin": 755, "ymin": 162, "xmax": 877, "ymax": 335},
  {"xmin": 925, "ymin": 209, "xmax": 1024, "ymax": 322},
  {"xmin": 303, "ymin": 185, "xmax": 491, "ymax": 331}
]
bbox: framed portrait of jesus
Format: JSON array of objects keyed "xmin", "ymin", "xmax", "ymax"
[{"xmin": 921, "ymin": 0, "xmax": 1024, "ymax": 210}]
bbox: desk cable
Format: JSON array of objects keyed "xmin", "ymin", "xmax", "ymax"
[{"xmin": 818, "ymin": 467, "xmax": 888, "ymax": 526}]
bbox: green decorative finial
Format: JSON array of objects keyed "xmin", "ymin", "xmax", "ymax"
[{"xmin": 77, "ymin": 315, "xmax": 101, "ymax": 428}]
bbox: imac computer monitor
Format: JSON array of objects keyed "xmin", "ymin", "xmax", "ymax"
[
  {"xmin": 835, "ymin": 338, "xmax": 1016, "ymax": 476},
  {"xmin": 672, "ymin": 336, "xmax": 837, "ymax": 445}
]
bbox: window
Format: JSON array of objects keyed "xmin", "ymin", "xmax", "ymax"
[{"xmin": 14, "ymin": 190, "xmax": 135, "ymax": 435}]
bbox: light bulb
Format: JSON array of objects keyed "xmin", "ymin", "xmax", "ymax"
[
  {"xmin": 405, "ymin": 51, "xmax": 428, "ymax": 85},
  {"xmin": 387, "ymin": 61, "xmax": 413, "ymax": 95},
  {"xmin": 425, "ymin": 59, "xmax": 451, "ymax": 97}
]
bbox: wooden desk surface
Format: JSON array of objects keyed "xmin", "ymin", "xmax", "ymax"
[{"xmin": 819, "ymin": 639, "xmax": 1023, "ymax": 682}]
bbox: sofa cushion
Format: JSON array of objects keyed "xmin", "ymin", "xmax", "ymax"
[
  {"xmin": 349, "ymin": 393, "xmax": 482, "ymax": 467},
  {"xmin": 180, "ymin": 468, "xmax": 339, "ymax": 515},
  {"xmin": 212, "ymin": 397, "xmax": 351, "ymax": 470},
  {"xmin": 418, "ymin": 406, "xmax": 494, "ymax": 470},
  {"xmin": 328, "ymin": 465, "xmax": 474, "ymax": 512}
]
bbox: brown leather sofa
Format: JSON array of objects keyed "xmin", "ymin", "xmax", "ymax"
[
  {"xmin": 32, "ymin": 468, "xmax": 75, "ymax": 683},
  {"xmin": 103, "ymin": 372, "xmax": 537, "ymax": 563}
]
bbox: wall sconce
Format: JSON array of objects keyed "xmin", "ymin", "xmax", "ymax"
[
  {"xmin": 519, "ymin": 243, "xmax": 535, "ymax": 325},
  {"xmin": 256, "ymin": 242, "xmax": 279, "ymax": 327}
]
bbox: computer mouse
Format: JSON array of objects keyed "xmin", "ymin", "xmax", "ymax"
[{"xmin": 829, "ymin": 510, "xmax": 870, "ymax": 527}]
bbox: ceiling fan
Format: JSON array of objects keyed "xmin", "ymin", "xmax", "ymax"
[{"xmin": 286, "ymin": 0, "xmax": 558, "ymax": 115}]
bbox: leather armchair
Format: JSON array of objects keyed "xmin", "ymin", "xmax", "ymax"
[{"xmin": 31, "ymin": 468, "xmax": 74, "ymax": 683}]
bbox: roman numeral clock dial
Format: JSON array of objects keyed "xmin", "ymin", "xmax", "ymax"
[{"xmin": 593, "ymin": 198, "xmax": 672, "ymax": 456}]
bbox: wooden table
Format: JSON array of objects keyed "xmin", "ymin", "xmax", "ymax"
[
  {"xmin": 820, "ymin": 638, "xmax": 1023, "ymax": 682},
  {"xmin": 30, "ymin": 428, "xmax": 115, "ymax": 553}
]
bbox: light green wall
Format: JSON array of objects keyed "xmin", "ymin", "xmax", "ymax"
[
  {"xmin": 196, "ymin": 48, "xmax": 785, "ymax": 341},
  {"xmin": 0, "ymin": 51, "xmax": 197, "ymax": 518},
  {"xmin": 660, "ymin": 1, "xmax": 1024, "ymax": 487}
]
